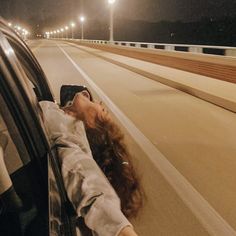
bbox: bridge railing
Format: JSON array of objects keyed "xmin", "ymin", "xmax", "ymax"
[{"xmin": 70, "ymin": 39, "xmax": 236, "ymax": 57}]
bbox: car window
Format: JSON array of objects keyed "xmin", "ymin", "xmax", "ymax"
[
  {"xmin": 6, "ymin": 37, "xmax": 54, "ymax": 102},
  {"xmin": 7, "ymin": 39, "xmax": 45, "ymax": 102},
  {"xmin": 0, "ymin": 113, "xmax": 23, "ymax": 174},
  {"xmin": 0, "ymin": 92, "xmax": 31, "ymax": 170}
]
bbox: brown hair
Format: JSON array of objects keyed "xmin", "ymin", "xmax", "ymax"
[{"xmin": 85, "ymin": 114, "xmax": 143, "ymax": 218}]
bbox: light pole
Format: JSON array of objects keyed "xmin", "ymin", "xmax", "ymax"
[
  {"xmin": 60, "ymin": 28, "xmax": 64, "ymax": 38},
  {"xmin": 80, "ymin": 16, "xmax": 85, "ymax": 40},
  {"xmin": 108, "ymin": 0, "xmax": 116, "ymax": 42},
  {"xmin": 57, "ymin": 29, "xmax": 60, "ymax": 38},
  {"xmin": 45, "ymin": 32, "xmax": 49, "ymax": 39},
  {"xmin": 65, "ymin": 26, "xmax": 69, "ymax": 39},
  {"xmin": 70, "ymin": 22, "xmax": 75, "ymax": 39}
]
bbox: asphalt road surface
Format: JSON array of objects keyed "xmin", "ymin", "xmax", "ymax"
[{"xmin": 29, "ymin": 40, "xmax": 236, "ymax": 236}]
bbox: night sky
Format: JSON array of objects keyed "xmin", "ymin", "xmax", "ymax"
[{"xmin": 0, "ymin": 0, "xmax": 236, "ymax": 31}]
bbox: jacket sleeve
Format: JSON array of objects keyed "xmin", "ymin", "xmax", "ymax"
[{"xmin": 39, "ymin": 101, "xmax": 132, "ymax": 236}]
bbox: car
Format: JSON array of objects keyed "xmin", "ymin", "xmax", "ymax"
[{"xmin": 0, "ymin": 18, "xmax": 76, "ymax": 236}]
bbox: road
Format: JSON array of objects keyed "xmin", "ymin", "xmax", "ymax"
[{"xmin": 29, "ymin": 40, "xmax": 236, "ymax": 236}]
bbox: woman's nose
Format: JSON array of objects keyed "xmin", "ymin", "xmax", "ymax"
[{"xmin": 81, "ymin": 90, "xmax": 91, "ymax": 100}]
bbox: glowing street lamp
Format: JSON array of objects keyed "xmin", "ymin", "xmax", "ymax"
[
  {"xmin": 108, "ymin": 0, "xmax": 116, "ymax": 42},
  {"xmin": 70, "ymin": 22, "xmax": 75, "ymax": 39},
  {"xmin": 80, "ymin": 16, "xmax": 85, "ymax": 40},
  {"xmin": 8, "ymin": 22, "xmax": 12, "ymax": 27}
]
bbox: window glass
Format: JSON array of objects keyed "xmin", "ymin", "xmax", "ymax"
[
  {"xmin": 7, "ymin": 38, "xmax": 49, "ymax": 125},
  {"xmin": 7, "ymin": 37, "xmax": 52, "ymax": 102},
  {"xmin": 0, "ymin": 114, "xmax": 23, "ymax": 174}
]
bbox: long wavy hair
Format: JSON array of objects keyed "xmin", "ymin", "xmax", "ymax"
[{"xmin": 85, "ymin": 114, "xmax": 144, "ymax": 218}]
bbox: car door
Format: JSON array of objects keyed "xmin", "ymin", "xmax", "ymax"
[{"xmin": 0, "ymin": 20, "xmax": 76, "ymax": 236}]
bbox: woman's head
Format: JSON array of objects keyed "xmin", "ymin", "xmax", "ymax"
[{"xmin": 63, "ymin": 89, "xmax": 108, "ymax": 128}]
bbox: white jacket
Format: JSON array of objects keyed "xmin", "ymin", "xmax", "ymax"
[{"xmin": 40, "ymin": 101, "xmax": 131, "ymax": 236}]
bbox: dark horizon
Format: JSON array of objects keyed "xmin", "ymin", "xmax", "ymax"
[
  {"xmin": 1, "ymin": 0, "xmax": 236, "ymax": 26},
  {"xmin": 0, "ymin": 0, "xmax": 235, "ymax": 46}
]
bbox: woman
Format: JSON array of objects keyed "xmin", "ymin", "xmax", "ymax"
[
  {"xmin": 40, "ymin": 85, "xmax": 143, "ymax": 236},
  {"xmin": 60, "ymin": 85, "xmax": 143, "ymax": 218}
]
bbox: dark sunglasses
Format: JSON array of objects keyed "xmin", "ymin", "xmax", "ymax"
[{"xmin": 60, "ymin": 85, "xmax": 93, "ymax": 107}]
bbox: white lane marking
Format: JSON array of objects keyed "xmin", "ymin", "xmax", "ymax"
[{"xmin": 57, "ymin": 43, "xmax": 236, "ymax": 236}]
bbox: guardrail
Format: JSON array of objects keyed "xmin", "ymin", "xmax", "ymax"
[
  {"xmin": 63, "ymin": 38, "xmax": 236, "ymax": 83},
  {"xmin": 69, "ymin": 39, "xmax": 236, "ymax": 57}
]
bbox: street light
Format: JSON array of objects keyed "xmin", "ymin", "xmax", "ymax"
[
  {"xmin": 70, "ymin": 22, "xmax": 75, "ymax": 39},
  {"xmin": 80, "ymin": 16, "xmax": 85, "ymax": 40},
  {"xmin": 108, "ymin": 0, "xmax": 116, "ymax": 42}
]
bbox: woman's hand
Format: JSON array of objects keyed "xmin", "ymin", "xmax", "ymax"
[{"xmin": 119, "ymin": 226, "xmax": 138, "ymax": 236}]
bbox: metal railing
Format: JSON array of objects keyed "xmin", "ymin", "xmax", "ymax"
[{"xmin": 69, "ymin": 39, "xmax": 236, "ymax": 57}]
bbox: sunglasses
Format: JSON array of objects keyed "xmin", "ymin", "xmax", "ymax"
[{"xmin": 60, "ymin": 85, "xmax": 93, "ymax": 108}]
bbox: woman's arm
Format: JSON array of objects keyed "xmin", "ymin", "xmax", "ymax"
[{"xmin": 40, "ymin": 101, "xmax": 133, "ymax": 236}]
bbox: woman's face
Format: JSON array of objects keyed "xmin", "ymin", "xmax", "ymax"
[{"xmin": 64, "ymin": 90, "xmax": 108, "ymax": 127}]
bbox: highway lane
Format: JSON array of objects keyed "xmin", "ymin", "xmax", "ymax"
[{"xmin": 30, "ymin": 40, "xmax": 236, "ymax": 235}]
